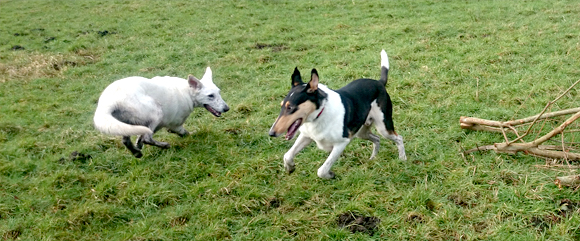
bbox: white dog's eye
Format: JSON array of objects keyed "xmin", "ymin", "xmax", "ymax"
[{"xmin": 208, "ymin": 94, "xmax": 215, "ymax": 100}]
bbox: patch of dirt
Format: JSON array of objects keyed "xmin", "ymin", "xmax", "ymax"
[
  {"xmin": 448, "ymin": 194, "xmax": 476, "ymax": 208},
  {"xmin": 266, "ymin": 197, "xmax": 281, "ymax": 208},
  {"xmin": 224, "ymin": 128, "xmax": 241, "ymax": 135},
  {"xmin": 337, "ymin": 211, "xmax": 380, "ymax": 236},
  {"xmin": 97, "ymin": 30, "xmax": 116, "ymax": 37},
  {"xmin": 405, "ymin": 212, "xmax": 425, "ymax": 224},
  {"xmin": 169, "ymin": 216, "xmax": 189, "ymax": 227},
  {"xmin": 529, "ymin": 199, "xmax": 580, "ymax": 232},
  {"xmin": 44, "ymin": 36, "xmax": 56, "ymax": 43},
  {"xmin": 10, "ymin": 45, "xmax": 25, "ymax": 51},
  {"xmin": 58, "ymin": 151, "xmax": 92, "ymax": 164},
  {"xmin": 473, "ymin": 221, "xmax": 488, "ymax": 232},
  {"xmin": 2, "ymin": 228, "xmax": 21, "ymax": 240},
  {"xmin": 252, "ymin": 43, "xmax": 288, "ymax": 52},
  {"xmin": 425, "ymin": 199, "xmax": 438, "ymax": 211},
  {"xmin": 0, "ymin": 124, "xmax": 23, "ymax": 141},
  {"xmin": 500, "ymin": 171, "xmax": 519, "ymax": 186},
  {"xmin": 235, "ymin": 104, "xmax": 253, "ymax": 114},
  {"xmin": 0, "ymin": 51, "xmax": 96, "ymax": 82},
  {"xmin": 557, "ymin": 199, "xmax": 580, "ymax": 217},
  {"xmin": 52, "ymin": 60, "xmax": 77, "ymax": 71}
]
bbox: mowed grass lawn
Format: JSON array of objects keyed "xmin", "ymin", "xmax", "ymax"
[{"xmin": 2, "ymin": 0, "xmax": 580, "ymax": 240}]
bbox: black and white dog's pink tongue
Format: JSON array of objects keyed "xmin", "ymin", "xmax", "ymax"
[
  {"xmin": 204, "ymin": 104, "xmax": 221, "ymax": 117},
  {"xmin": 285, "ymin": 119, "xmax": 302, "ymax": 140}
]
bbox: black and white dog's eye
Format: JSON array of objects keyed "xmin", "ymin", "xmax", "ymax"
[{"xmin": 208, "ymin": 94, "xmax": 215, "ymax": 99}]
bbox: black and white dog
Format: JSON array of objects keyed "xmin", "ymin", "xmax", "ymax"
[
  {"xmin": 269, "ymin": 50, "xmax": 406, "ymax": 179},
  {"xmin": 94, "ymin": 67, "xmax": 229, "ymax": 158}
]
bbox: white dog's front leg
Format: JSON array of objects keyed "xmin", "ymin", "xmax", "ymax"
[
  {"xmin": 283, "ymin": 134, "xmax": 312, "ymax": 174},
  {"xmin": 168, "ymin": 125, "xmax": 189, "ymax": 137},
  {"xmin": 317, "ymin": 141, "xmax": 350, "ymax": 179}
]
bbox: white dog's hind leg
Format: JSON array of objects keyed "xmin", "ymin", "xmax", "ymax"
[
  {"xmin": 317, "ymin": 141, "xmax": 349, "ymax": 179},
  {"xmin": 138, "ymin": 134, "xmax": 170, "ymax": 149},
  {"xmin": 283, "ymin": 133, "xmax": 312, "ymax": 174},
  {"xmin": 123, "ymin": 136, "xmax": 143, "ymax": 158}
]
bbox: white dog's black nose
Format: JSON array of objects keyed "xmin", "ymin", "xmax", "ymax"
[{"xmin": 223, "ymin": 105, "xmax": 230, "ymax": 112}]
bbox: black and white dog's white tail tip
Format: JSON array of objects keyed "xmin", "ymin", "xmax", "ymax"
[{"xmin": 380, "ymin": 49, "xmax": 389, "ymax": 86}]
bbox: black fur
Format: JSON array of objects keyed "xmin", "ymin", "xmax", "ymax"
[
  {"xmin": 284, "ymin": 68, "xmax": 327, "ymax": 111},
  {"xmin": 336, "ymin": 78, "xmax": 394, "ymax": 138}
]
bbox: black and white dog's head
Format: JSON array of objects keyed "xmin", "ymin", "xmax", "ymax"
[
  {"xmin": 269, "ymin": 67, "xmax": 327, "ymax": 140},
  {"xmin": 188, "ymin": 67, "xmax": 230, "ymax": 117}
]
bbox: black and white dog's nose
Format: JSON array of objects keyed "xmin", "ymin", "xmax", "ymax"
[{"xmin": 268, "ymin": 129, "xmax": 279, "ymax": 137}]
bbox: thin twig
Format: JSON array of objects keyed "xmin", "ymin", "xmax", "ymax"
[{"xmin": 508, "ymin": 79, "xmax": 580, "ymax": 145}]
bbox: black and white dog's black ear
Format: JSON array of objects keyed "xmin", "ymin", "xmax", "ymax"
[
  {"xmin": 291, "ymin": 67, "xmax": 303, "ymax": 87},
  {"xmin": 307, "ymin": 69, "xmax": 319, "ymax": 93},
  {"xmin": 188, "ymin": 75, "xmax": 203, "ymax": 90}
]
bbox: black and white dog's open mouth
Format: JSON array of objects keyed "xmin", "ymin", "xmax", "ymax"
[
  {"xmin": 204, "ymin": 104, "xmax": 222, "ymax": 117},
  {"xmin": 285, "ymin": 118, "xmax": 302, "ymax": 140}
]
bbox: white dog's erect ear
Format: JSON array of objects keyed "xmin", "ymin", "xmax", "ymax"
[
  {"xmin": 188, "ymin": 75, "xmax": 203, "ymax": 90},
  {"xmin": 201, "ymin": 67, "xmax": 213, "ymax": 83}
]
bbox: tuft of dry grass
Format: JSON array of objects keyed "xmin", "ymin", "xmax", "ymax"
[{"xmin": 0, "ymin": 52, "xmax": 96, "ymax": 82}]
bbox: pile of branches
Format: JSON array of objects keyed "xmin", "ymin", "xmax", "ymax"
[{"xmin": 460, "ymin": 79, "xmax": 580, "ymax": 188}]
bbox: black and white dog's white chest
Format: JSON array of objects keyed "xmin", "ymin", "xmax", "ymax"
[{"xmin": 269, "ymin": 50, "xmax": 406, "ymax": 179}]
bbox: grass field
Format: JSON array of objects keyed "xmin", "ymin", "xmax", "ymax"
[{"xmin": 2, "ymin": 0, "xmax": 580, "ymax": 240}]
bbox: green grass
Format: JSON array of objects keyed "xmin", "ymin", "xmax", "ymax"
[{"xmin": 2, "ymin": 0, "xmax": 580, "ymax": 240}]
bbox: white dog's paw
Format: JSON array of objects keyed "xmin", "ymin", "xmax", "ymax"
[
  {"xmin": 284, "ymin": 163, "xmax": 295, "ymax": 174},
  {"xmin": 317, "ymin": 168, "xmax": 335, "ymax": 179}
]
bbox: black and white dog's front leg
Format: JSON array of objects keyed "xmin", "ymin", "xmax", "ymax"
[
  {"xmin": 283, "ymin": 133, "xmax": 312, "ymax": 174},
  {"xmin": 317, "ymin": 140, "xmax": 350, "ymax": 179}
]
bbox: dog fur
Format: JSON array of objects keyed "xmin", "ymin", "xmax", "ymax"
[
  {"xmin": 269, "ymin": 50, "xmax": 406, "ymax": 179},
  {"xmin": 94, "ymin": 67, "xmax": 229, "ymax": 157}
]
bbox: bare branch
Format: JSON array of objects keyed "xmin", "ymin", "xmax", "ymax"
[
  {"xmin": 555, "ymin": 175, "xmax": 580, "ymax": 188},
  {"xmin": 460, "ymin": 79, "xmax": 580, "ymax": 162}
]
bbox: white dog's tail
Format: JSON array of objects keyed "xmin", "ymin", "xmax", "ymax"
[
  {"xmin": 93, "ymin": 103, "xmax": 153, "ymax": 136},
  {"xmin": 379, "ymin": 49, "xmax": 389, "ymax": 86}
]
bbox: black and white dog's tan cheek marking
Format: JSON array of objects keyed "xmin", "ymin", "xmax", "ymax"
[
  {"xmin": 94, "ymin": 67, "xmax": 229, "ymax": 158},
  {"xmin": 269, "ymin": 50, "xmax": 406, "ymax": 179}
]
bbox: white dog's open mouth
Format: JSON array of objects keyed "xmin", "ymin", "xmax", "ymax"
[
  {"xmin": 204, "ymin": 104, "xmax": 222, "ymax": 117},
  {"xmin": 285, "ymin": 118, "xmax": 302, "ymax": 140}
]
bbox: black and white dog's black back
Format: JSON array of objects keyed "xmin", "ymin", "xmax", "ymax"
[{"xmin": 269, "ymin": 50, "xmax": 406, "ymax": 179}]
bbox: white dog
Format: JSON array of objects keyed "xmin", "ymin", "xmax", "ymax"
[{"xmin": 93, "ymin": 67, "xmax": 229, "ymax": 157}]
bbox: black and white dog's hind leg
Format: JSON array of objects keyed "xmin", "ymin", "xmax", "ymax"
[
  {"xmin": 366, "ymin": 101, "xmax": 407, "ymax": 161},
  {"xmin": 355, "ymin": 123, "xmax": 381, "ymax": 159}
]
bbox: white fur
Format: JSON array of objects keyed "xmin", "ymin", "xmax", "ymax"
[
  {"xmin": 281, "ymin": 50, "xmax": 406, "ymax": 179},
  {"xmin": 381, "ymin": 49, "xmax": 389, "ymax": 69},
  {"xmin": 93, "ymin": 67, "xmax": 229, "ymax": 156}
]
